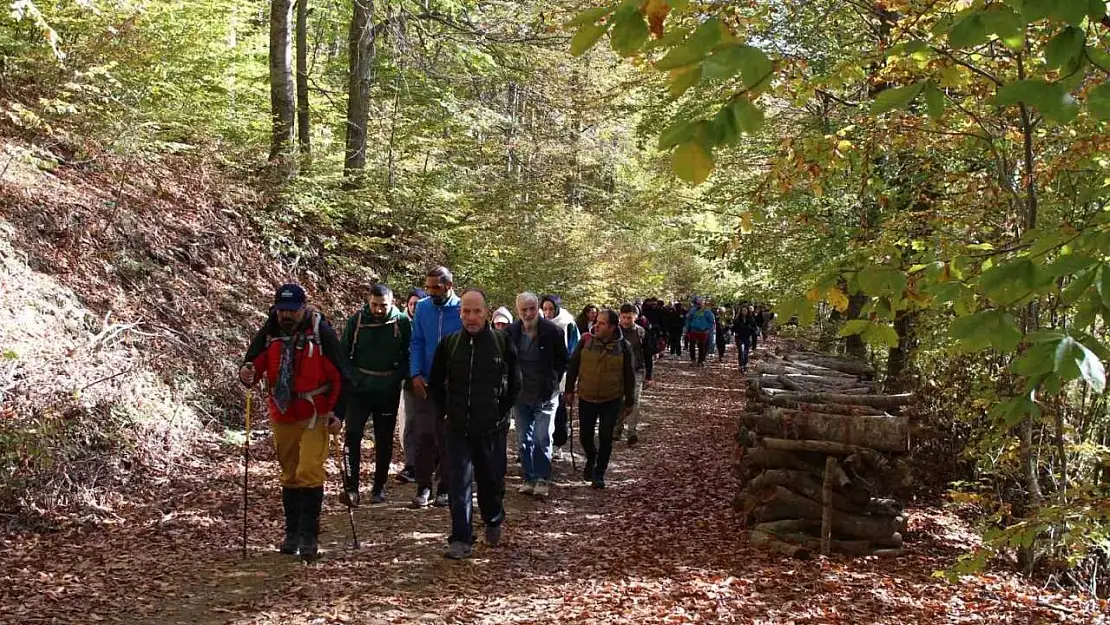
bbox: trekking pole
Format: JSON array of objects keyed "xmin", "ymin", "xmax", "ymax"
[
  {"xmin": 335, "ymin": 435, "xmax": 360, "ymax": 549},
  {"xmin": 568, "ymin": 400, "xmax": 578, "ymax": 473},
  {"xmin": 242, "ymin": 388, "xmax": 251, "ymax": 559}
]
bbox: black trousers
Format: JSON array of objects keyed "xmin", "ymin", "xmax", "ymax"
[
  {"xmin": 578, "ymin": 398, "xmax": 622, "ymax": 480},
  {"xmin": 668, "ymin": 330, "xmax": 683, "ymax": 356},
  {"xmin": 445, "ymin": 426, "xmax": 507, "ymax": 544},
  {"xmin": 553, "ymin": 393, "xmax": 570, "ymax": 447},
  {"xmin": 344, "ymin": 390, "xmax": 400, "ymax": 491}
]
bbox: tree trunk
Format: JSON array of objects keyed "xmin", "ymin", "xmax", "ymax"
[
  {"xmin": 755, "ymin": 390, "xmax": 912, "ymax": 411},
  {"xmin": 885, "ymin": 309, "xmax": 917, "ymax": 393},
  {"xmin": 749, "ymin": 486, "xmax": 904, "ymax": 540},
  {"xmin": 759, "ymin": 396, "xmax": 887, "ymax": 416},
  {"xmin": 843, "ymin": 293, "xmax": 869, "ymax": 359},
  {"xmin": 742, "ymin": 408, "xmax": 909, "ymax": 453},
  {"xmin": 269, "ymin": 0, "xmax": 296, "ymax": 160},
  {"xmin": 295, "ymin": 0, "xmax": 310, "ymax": 154},
  {"xmin": 343, "ymin": 0, "xmax": 375, "ymax": 183}
]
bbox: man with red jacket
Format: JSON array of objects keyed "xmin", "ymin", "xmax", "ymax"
[{"xmin": 238, "ymin": 284, "xmax": 343, "ymax": 562}]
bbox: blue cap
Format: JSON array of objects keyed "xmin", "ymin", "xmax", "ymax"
[{"xmin": 273, "ymin": 284, "xmax": 307, "ymax": 310}]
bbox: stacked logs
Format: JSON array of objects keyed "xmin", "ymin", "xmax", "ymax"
[{"xmin": 734, "ymin": 350, "xmax": 913, "ymax": 559}]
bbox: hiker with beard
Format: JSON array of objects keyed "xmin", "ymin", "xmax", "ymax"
[
  {"xmin": 565, "ymin": 309, "xmax": 635, "ymax": 489},
  {"xmin": 339, "ymin": 283, "xmax": 410, "ymax": 505},
  {"xmin": 238, "ymin": 284, "xmax": 344, "ymax": 562},
  {"xmin": 396, "ymin": 287, "xmax": 428, "ymax": 485},
  {"xmin": 429, "ymin": 289, "xmax": 521, "ymax": 559},
  {"xmin": 507, "ymin": 292, "xmax": 568, "ymax": 498},
  {"xmin": 409, "ymin": 267, "xmax": 462, "ymax": 508},
  {"xmin": 541, "ymin": 294, "xmax": 579, "ymax": 461}
]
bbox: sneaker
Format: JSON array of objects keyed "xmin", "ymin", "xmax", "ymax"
[
  {"xmin": 583, "ymin": 460, "xmax": 595, "ymax": 482},
  {"xmin": 433, "ymin": 492, "xmax": 450, "ymax": 508},
  {"xmin": 445, "ymin": 541, "xmax": 473, "ymax": 560},
  {"xmin": 410, "ymin": 487, "xmax": 432, "ymax": 509},
  {"xmin": 339, "ymin": 490, "xmax": 360, "ymax": 507},
  {"xmin": 518, "ymin": 481, "xmax": 535, "ymax": 495},
  {"xmin": 533, "ymin": 480, "xmax": 550, "ymax": 498},
  {"xmin": 396, "ymin": 466, "xmax": 415, "ymax": 483},
  {"xmin": 485, "ymin": 523, "xmax": 502, "ymax": 547},
  {"xmin": 591, "ymin": 477, "xmax": 606, "ymax": 489},
  {"xmin": 370, "ymin": 487, "xmax": 386, "ymax": 504},
  {"xmin": 553, "ymin": 447, "xmax": 564, "ymax": 462},
  {"xmin": 627, "ymin": 433, "xmax": 639, "ymax": 447}
]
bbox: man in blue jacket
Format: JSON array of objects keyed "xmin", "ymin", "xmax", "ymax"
[
  {"xmin": 685, "ymin": 296, "xmax": 715, "ymax": 367},
  {"xmin": 408, "ymin": 266, "xmax": 462, "ymax": 508}
]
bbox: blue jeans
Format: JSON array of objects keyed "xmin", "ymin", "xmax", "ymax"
[
  {"xmin": 513, "ymin": 397, "xmax": 558, "ymax": 482},
  {"xmin": 445, "ymin": 427, "xmax": 507, "ymax": 545},
  {"xmin": 738, "ymin": 338, "xmax": 753, "ymax": 367}
]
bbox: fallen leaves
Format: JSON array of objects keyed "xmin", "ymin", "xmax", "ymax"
[{"xmin": 0, "ymin": 352, "xmax": 1106, "ymax": 624}]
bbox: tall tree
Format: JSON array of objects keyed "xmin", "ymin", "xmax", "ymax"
[
  {"xmin": 269, "ymin": 0, "xmax": 296, "ymax": 160},
  {"xmin": 344, "ymin": 0, "xmax": 375, "ymax": 182},
  {"xmin": 295, "ymin": 0, "xmax": 310, "ymax": 155}
]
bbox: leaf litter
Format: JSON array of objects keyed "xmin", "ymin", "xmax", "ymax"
[{"xmin": 1, "ymin": 350, "xmax": 1106, "ymax": 624}]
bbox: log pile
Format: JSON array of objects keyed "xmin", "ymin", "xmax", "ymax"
[{"xmin": 734, "ymin": 350, "xmax": 913, "ymax": 559}]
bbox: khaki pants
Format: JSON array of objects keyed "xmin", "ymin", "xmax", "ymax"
[
  {"xmin": 272, "ymin": 419, "xmax": 331, "ymax": 488},
  {"xmin": 614, "ymin": 371, "xmax": 644, "ymax": 439}
]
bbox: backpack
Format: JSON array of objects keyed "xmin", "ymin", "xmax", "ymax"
[{"xmin": 348, "ymin": 310, "xmax": 402, "ymax": 359}]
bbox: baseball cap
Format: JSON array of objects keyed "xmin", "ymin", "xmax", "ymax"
[{"xmin": 273, "ymin": 284, "xmax": 307, "ymax": 310}]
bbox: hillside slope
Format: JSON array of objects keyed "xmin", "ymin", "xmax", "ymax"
[{"xmin": 0, "ymin": 138, "xmax": 397, "ymax": 525}]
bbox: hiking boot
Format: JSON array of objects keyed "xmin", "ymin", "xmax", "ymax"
[
  {"xmin": 280, "ymin": 488, "xmax": 300, "ymax": 555},
  {"xmin": 396, "ymin": 466, "xmax": 416, "ymax": 483},
  {"xmin": 485, "ymin": 523, "xmax": 502, "ymax": 547},
  {"xmin": 552, "ymin": 447, "xmax": 564, "ymax": 462},
  {"xmin": 627, "ymin": 433, "xmax": 639, "ymax": 447},
  {"xmin": 299, "ymin": 487, "xmax": 324, "ymax": 563},
  {"xmin": 339, "ymin": 489, "xmax": 360, "ymax": 508},
  {"xmin": 591, "ymin": 476, "xmax": 606, "ymax": 489},
  {"xmin": 433, "ymin": 491, "xmax": 450, "ymax": 508},
  {"xmin": 583, "ymin": 460, "xmax": 595, "ymax": 482},
  {"xmin": 445, "ymin": 541, "xmax": 473, "ymax": 560},
  {"xmin": 410, "ymin": 486, "xmax": 432, "ymax": 509},
  {"xmin": 370, "ymin": 487, "xmax": 386, "ymax": 504},
  {"xmin": 533, "ymin": 479, "xmax": 550, "ymax": 498},
  {"xmin": 518, "ymin": 481, "xmax": 535, "ymax": 495}
]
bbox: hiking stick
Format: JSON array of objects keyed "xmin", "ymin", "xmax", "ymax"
[
  {"xmin": 567, "ymin": 399, "xmax": 578, "ymax": 473},
  {"xmin": 242, "ymin": 389, "xmax": 251, "ymax": 559},
  {"xmin": 335, "ymin": 434, "xmax": 360, "ymax": 549}
]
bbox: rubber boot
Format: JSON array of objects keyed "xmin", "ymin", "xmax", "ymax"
[
  {"xmin": 280, "ymin": 487, "xmax": 299, "ymax": 555},
  {"xmin": 299, "ymin": 486, "xmax": 324, "ymax": 563}
]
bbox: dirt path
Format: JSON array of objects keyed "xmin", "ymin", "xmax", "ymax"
[{"xmin": 2, "ymin": 350, "xmax": 1104, "ymax": 624}]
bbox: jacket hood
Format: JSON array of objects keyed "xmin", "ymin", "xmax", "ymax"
[
  {"xmin": 550, "ymin": 308, "xmax": 575, "ymax": 331},
  {"xmin": 492, "ymin": 306, "xmax": 513, "ymax": 324}
]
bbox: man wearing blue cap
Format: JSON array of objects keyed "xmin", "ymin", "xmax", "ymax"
[{"xmin": 239, "ymin": 283, "xmax": 348, "ymax": 561}]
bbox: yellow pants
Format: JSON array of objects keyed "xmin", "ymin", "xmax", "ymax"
[{"xmin": 271, "ymin": 419, "xmax": 330, "ymax": 488}]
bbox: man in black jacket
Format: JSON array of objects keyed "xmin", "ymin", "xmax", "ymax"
[
  {"xmin": 506, "ymin": 292, "xmax": 568, "ymax": 499},
  {"xmin": 429, "ymin": 289, "xmax": 522, "ymax": 560}
]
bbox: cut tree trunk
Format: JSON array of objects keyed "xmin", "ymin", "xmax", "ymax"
[
  {"xmin": 747, "ymin": 470, "xmax": 868, "ymax": 511},
  {"xmin": 787, "ymin": 354, "xmax": 873, "ymax": 376},
  {"xmin": 750, "ymin": 486, "xmax": 904, "ymax": 540},
  {"xmin": 761, "ymin": 396, "xmax": 887, "ymax": 416},
  {"xmin": 755, "ymin": 391, "xmax": 912, "ymax": 411},
  {"xmin": 736, "ymin": 447, "xmax": 825, "ymax": 475},
  {"xmin": 750, "ymin": 530, "xmax": 812, "ymax": 559},
  {"xmin": 740, "ymin": 408, "xmax": 909, "ymax": 453},
  {"xmin": 269, "ymin": 0, "xmax": 296, "ymax": 160},
  {"xmin": 759, "ymin": 438, "xmax": 888, "ymax": 470}
]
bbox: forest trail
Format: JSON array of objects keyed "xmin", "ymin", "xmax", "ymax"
[{"xmin": 2, "ymin": 347, "xmax": 1103, "ymax": 624}]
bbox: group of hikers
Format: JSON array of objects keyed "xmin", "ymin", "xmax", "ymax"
[{"xmin": 236, "ymin": 267, "xmax": 772, "ymax": 561}]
